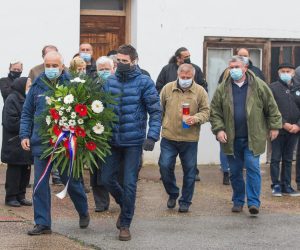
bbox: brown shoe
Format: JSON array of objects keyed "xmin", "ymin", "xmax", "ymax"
[
  {"xmin": 231, "ymin": 205, "xmax": 243, "ymax": 213},
  {"xmin": 119, "ymin": 227, "xmax": 131, "ymax": 241},
  {"xmin": 116, "ymin": 213, "xmax": 121, "ymax": 229}
]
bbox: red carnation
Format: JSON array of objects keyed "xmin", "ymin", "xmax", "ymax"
[
  {"xmin": 75, "ymin": 126, "xmax": 86, "ymax": 138},
  {"xmin": 53, "ymin": 124, "xmax": 61, "ymax": 136},
  {"xmin": 85, "ymin": 141, "xmax": 96, "ymax": 151},
  {"xmin": 75, "ymin": 104, "xmax": 88, "ymax": 117},
  {"xmin": 49, "ymin": 138, "xmax": 56, "ymax": 146},
  {"xmin": 49, "ymin": 108, "xmax": 60, "ymax": 120}
]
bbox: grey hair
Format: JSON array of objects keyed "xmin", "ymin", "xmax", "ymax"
[
  {"xmin": 44, "ymin": 51, "xmax": 64, "ymax": 64},
  {"xmin": 177, "ymin": 63, "xmax": 195, "ymax": 75},
  {"xmin": 96, "ymin": 56, "xmax": 114, "ymax": 68},
  {"xmin": 229, "ymin": 56, "xmax": 246, "ymax": 66}
]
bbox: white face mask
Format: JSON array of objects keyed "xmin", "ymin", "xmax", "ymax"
[{"xmin": 178, "ymin": 78, "xmax": 193, "ymax": 89}]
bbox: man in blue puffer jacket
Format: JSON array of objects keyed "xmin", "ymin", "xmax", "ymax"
[
  {"xmin": 102, "ymin": 44, "xmax": 162, "ymax": 241},
  {"xmin": 20, "ymin": 51, "xmax": 89, "ymax": 236}
]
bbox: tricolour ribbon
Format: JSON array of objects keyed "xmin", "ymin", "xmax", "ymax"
[{"xmin": 33, "ymin": 128, "xmax": 77, "ymax": 200}]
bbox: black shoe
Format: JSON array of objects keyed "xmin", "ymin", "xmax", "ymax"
[
  {"xmin": 195, "ymin": 174, "xmax": 201, "ymax": 182},
  {"xmin": 79, "ymin": 213, "xmax": 90, "ymax": 229},
  {"xmin": 28, "ymin": 225, "xmax": 52, "ymax": 235},
  {"xmin": 248, "ymin": 205, "xmax": 259, "ymax": 215},
  {"xmin": 19, "ymin": 199, "xmax": 32, "ymax": 206},
  {"xmin": 5, "ymin": 200, "xmax": 21, "ymax": 207},
  {"xmin": 178, "ymin": 203, "xmax": 189, "ymax": 213},
  {"xmin": 95, "ymin": 206, "xmax": 108, "ymax": 212},
  {"xmin": 223, "ymin": 172, "xmax": 230, "ymax": 185},
  {"xmin": 297, "ymin": 183, "xmax": 300, "ymax": 191},
  {"xmin": 52, "ymin": 178, "xmax": 63, "ymax": 186},
  {"xmin": 167, "ymin": 197, "xmax": 177, "ymax": 209},
  {"xmin": 231, "ymin": 205, "xmax": 243, "ymax": 213}
]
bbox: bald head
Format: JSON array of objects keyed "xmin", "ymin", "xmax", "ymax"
[
  {"xmin": 44, "ymin": 51, "xmax": 64, "ymax": 74},
  {"xmin": 237, "ymin": 48, "xmax": 250, "ymax": 58}
]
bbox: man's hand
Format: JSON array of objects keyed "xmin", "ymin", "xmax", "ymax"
[
  {"xmin": 143, "ymin": 138, "xmax": 155, "ymax": 151},
  {"xmin": 289, "ymin": 124, "xmax": 300, "ymax": 134},
  {"xmin": 269, "ymin": 130, "xmax": 279, "ymax": 141},
  {"xmin": 185, "ymin": 116, "xmax": 197, "ymax": 126},
  {"xmin": 217, "ymin": 130, "xmax": 227, "ymax": 143},
  {"xmin": 21, "ymin": 139, "xmax": 30, "ymax": 151},
  {"xmin": 283, "ymin": 123, "xmax": 293, "ymax": 132}
]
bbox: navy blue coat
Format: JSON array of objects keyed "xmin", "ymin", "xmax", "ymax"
[
  {"xmin": 103, "ymin": 67, "xmax": 162, "ymax": 146},
  {"xmin": 20, "ymin": 72, "xmax": 70, "ymax": 156}
]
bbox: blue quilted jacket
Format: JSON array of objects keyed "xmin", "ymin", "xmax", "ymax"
[
  {"xmin": 103, "ymin": 67, "xmax": 162, "ymax": 146},
  {"xmin": 20, "ymin": 72, "xmax": 70, "ymax": 156}
]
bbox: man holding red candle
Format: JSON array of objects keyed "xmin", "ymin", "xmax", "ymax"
[{"xmin": 159, "ymin": 63, "xmax": 210, "ymax": 213}]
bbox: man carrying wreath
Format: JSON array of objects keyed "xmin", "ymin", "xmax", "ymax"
[
  {"xmin": 20, "ymin": 51, "xmax": 89, "ymax": 235},
  {"xmin": 102, "ymin": 44, "xmax": 162, "ymax": 241}
]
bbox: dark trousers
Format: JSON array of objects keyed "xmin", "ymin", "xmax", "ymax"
[
  {"xmin": 91, "ymin": 166, "xmax": 110, "ymax": 209},
  {"xmin": 158, "ymin": 138, "xmax": 198, "ymax": 206},
  {"xmin": 33, "ymin": 157, "xmax": 88, "ymax": 227},
  {"xmin": 101, "ymin": 145, "xmax": 142, "ymax": 228},
  {"xmin": 270, "ymin": 133, "xmax": 298, "ymax": 187},
  {"xmin": 5, "ymin": 164, "xmax": 31, "ymax": 201},
  {"xmin": 295, "ymin": 137, "xmax": 300, "ymax": 185}
]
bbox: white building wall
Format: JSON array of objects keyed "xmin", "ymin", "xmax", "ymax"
[
  {"xmin": 0, "ymin": 0, "xmax": 80, "ymax": 159},
  {"xmin": 133, "ymin": 0, "xmax": 300, "ymax": 164}
]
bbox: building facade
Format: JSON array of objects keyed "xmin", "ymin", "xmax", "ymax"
[{"xmin": 1, "ymin": 0, "xmax": 300, "ymax": 164}]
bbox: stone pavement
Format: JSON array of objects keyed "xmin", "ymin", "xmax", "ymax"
[{"xmin": 1, "ymin": 163, "xmax": 300, "ymax": 250}]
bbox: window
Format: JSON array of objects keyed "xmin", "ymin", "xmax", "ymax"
[{"xmin": 80, "ymin": 0, "xmax": 124, "ymax": 11}]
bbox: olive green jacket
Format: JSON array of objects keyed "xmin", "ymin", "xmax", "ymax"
[{"xmin": 210, "ymin": 71, "xmax": 282, "ymax": 156}]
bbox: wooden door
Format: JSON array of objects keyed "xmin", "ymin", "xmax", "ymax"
[{"xmin": 80, "ymin": 15, "xmax": 126, "ymax": 60}]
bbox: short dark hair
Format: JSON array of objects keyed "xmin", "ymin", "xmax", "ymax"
[
  {"xmin": 42, "ymin": 45, "xmax": 58, "ymax": 57},
  {"xmin": 107, "ymin": 50, "xmax": 117, "ymax": 57},
  {"xmin": 117, "ymin": 44, "xmax": 138, "ymax": 61}
]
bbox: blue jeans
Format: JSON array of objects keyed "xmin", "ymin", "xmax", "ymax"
[
  {"xmin": 270, "ymin": 133, "xmax": 298, "ymax": 188},
  {"xmin": 101, "ymin": 145, "xmax": 142, "ymax": 228},
  {"xmin": 158, "ymin": 138, "xmax": 197, "ymax": 206},
  {"xmin": 33, "ymin": 157, "xmax": 88, "ymax": 227},
  {"xmin": 227, "ymin": 138, "xmax": 261, "ymax": 208},
  {"xmin": 220, "ymin": 143, "xmax": 229, "ymax": 173}
]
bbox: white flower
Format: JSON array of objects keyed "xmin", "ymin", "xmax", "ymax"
[
  {"xmin": 71, "ymin": 112, "xmax": 76, "ymax": 119},
  {"xmin": 63, "ymin": 123, "xmax": 69, "ymax": 128},
  {"xmin": 93, "ymin": 123, "xmax": 104, "ymax": 134},
  {"xmin": 45, "ymin": 96, "xmax": 52, "ymax": 105},
  {"xmin": 66, "ymin": 106, "xmax": 72, "ymax": 112},
  {"xmin": 57, "ymin": 98, "xmax": 62, "ymax": 102},
  {"xmin": 70, "ymin": 77, "xmax": 86, "ymax": 83},
  {"xmin": 61, "ymin": 116, "xmax": 67, "ymax": 122},
  {"xmin": 91, "ymin": 100, "xmax": 104, "ymax": 114},
  {"xmin": 64, "ymin": 94, "xmax": 74, "ymax": 104},
  {"xmin": 59, "ymin": 110, "xmax": 64, "ymax": 116},
  {"xmin": 46, "ymin": 116, "xmax": 51, "ymax": 125},
  {"xmin": 68, "ymin": 120, "xmax": 76, "ymax": 126},
  {"xmin": 78, "ymin": 118, "xmax": 84, "ymax": 125},
  {"xmin": 60, "ymin": 106, "xmax": 65, "ymax": 110},
  {"xmin": 59, "ymin": 120, "xmax": 64, "ymax": 126}
]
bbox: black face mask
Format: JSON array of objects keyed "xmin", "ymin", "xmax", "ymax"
[
  {"xmin": 9, "ymin": 71, "xmax": 22, "ymax": 80},
  {"xmin": 117, "ymin": 62, "xmax": 132, "ymax": 73},
  {"xmin": 183, "ymin": 58, "xmax": 191, "ymax": 64}
]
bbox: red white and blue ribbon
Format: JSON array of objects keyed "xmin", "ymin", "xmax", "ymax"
[{"xmin": 33, "ymin": 128, "xmax": 77, "ymax": 200}]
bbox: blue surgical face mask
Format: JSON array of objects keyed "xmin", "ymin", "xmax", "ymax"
[
  {"xmin": 45, "ymin": 67, "xmax": 60, "ymax": 80},
  {"xmin": 230, "ymin": 68, "xmax": 243, "ymax": 81},
  {"xmin": 97, "ymin": 70, "xmax": 111, "ymax": 80},
  {"xmin": 178, "ymin": 78, "xmax": 193, "ymax": 89},
  {"xmin": 80, "ymin": 52, "xmax": 91, "ymax": 62},
  {"xmin": 280, "ymin": 73, "xmax": 292, "ymax": 84},
  {"xmin": 242, "ymin": 56, "xmax": 249, "ymax": 66}
]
